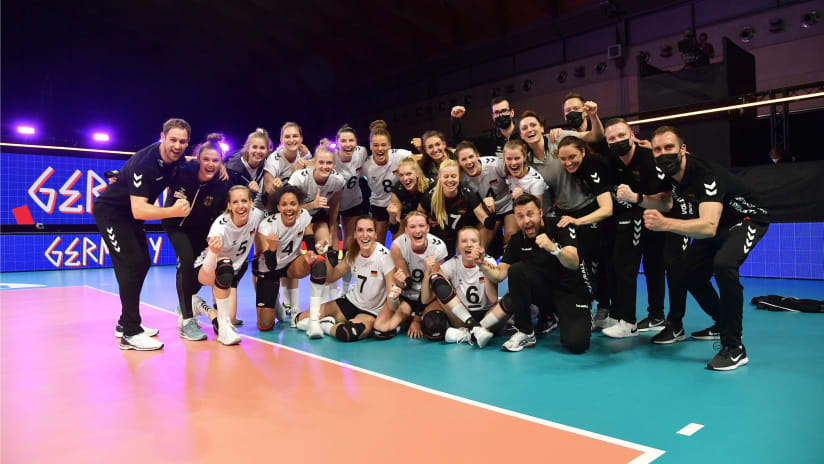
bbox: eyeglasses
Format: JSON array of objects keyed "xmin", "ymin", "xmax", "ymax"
[{"xmin": 492, "ymin": 108, "xmax": 512, "ymax": 117}]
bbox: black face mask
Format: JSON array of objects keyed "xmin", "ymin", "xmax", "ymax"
[
  {"xmin": 655, "ymin": 152, "xmax": 681, "ymax": 176},
  {"xmin": 494, "ymin": 115, "xmax": 512, "ymax": 129},
  {"xmin": 608, "ymin": 139, "xmax": 632, "ymax": 157},
  {"xmin": 566, "ymin": 111, "xmax": 584, "ymax": 129}
]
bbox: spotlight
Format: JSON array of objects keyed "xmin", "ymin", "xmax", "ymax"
[
  {"xmin": 802, "ymin": 10, "xmax": 820, "ymax": 28},
  {"xmin": 329, "ymin": 142, "xmax": 337, "ymax": 149},
  {"xmin": 556, "ymin": 71, "xmax": 568, "ymax": 83},
  {"xmin": 660, "ymin": 45, "xmax": 673, "ymax": 58},
  {"xmin": 17, "ymin": 125, "xmax": 36, "ymax": 135},
  {"xmin": 219, "ymin": 141, "xmax": 230, "ymax": 153},
  {"xmin": 769, "ymin": 18, "xmax": 784, "ymax": 33},
  {"xmin": 595, "ymin": 62, "xmax": 608, "ymax": 74},
  {"xmin": 739, "ymin": 26, "xmax": 755, "ymax": 43},
  {"xmin": 93, "ymin": 132, "xmax": 110, "ymax": 142},
  {"xmin": 573, "ymin": 66, "xmax": 585, "ymax": 78},
  {"xmin": 523, "ymin": 79, "xmax": 534, "ymax": 92}
]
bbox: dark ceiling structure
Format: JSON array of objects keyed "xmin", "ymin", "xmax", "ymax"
[{"xmin": 2, "ymin": 0, "xmax": 685, "ymax": 149}]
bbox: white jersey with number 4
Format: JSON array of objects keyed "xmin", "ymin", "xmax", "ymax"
[
  {"xmin": 345, "ymin": 243, "xmax": 395, "ymax": 316},
  {"xmin": 461, "ymin": 156, "xmax": 512, "ymax": 214},
  {"xmin": 440, "ymin": 255, "xmax": 497, "ymax": 312},
  {"xmin": 256, "ymin": 208, "xmax": 313, "ymax": 272},
  {"xmin": 392, "ymin": 233, "xmax": 448, "ymax": 300},
  {"xmin": 195, "ymin": 208, "xmax": 265, "ymax": 271}
]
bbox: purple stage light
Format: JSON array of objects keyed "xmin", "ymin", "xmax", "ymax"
[
  {"xmin": 219, "ymin": 142, "xmax": 230, "ymax": 153},
  {"xmin": 329, "ymin": 142, "xmax": 337, "ymax": 149},
  {"xmin": 93, "ymin": 132, "xmax": 110, "ymax": 142},
  {"xmin": 17, "ymin": 126, "xmax": 36, "ymax": 135}
]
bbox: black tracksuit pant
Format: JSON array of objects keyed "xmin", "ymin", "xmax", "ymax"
[
  {"xmin": 93, "ymin": 207, "xmax": 151, "ymax": 337},
  {"xmin": 162, "ymin": 220, "xmax": 209, "ymax": 319},
  {"xmin": 684, "ymin": 219, "xmax": 768, "ymax": 347},
  {"xmin": 557, "ymin": 206, "xmax": 613, "ymax": 311}
]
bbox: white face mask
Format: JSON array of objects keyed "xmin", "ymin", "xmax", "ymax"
[{"xmin": 771, "ymin": 158, "xmax": 779, "ymax": 164}]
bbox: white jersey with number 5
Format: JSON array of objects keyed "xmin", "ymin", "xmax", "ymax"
[
  {"xmin": 392, "ymin": 233, "xmax": 448, "ymax": 300},
  {"xmin": 363, "ymin": 148, "xmax": 412, "ymax": 207},
  {"xmin": 195, "ymin": 208, "xmax": 265, "ymax": 271},
  {"xmin": 346, "ymin": 243, "xmax": 395, "ymax": 316},
  {"xmin": 256, "ymin": 208, "xmax": 313, "ymax": 272},
  {"xmin": 440, "ymin": 255, "xmax": 497, "ymax": 312}
]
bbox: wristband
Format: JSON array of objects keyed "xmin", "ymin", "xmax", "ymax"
[
  {"xmin": 550, "ymin": 247, "xmax": 562, "ymax": 256},
  {"xmin": 634, "ymin": 193, "xmax": 644, "ymax": 205}
]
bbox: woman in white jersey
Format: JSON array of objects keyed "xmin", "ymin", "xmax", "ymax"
[
  {"xmin": 373, "ymin": 211, "xmax": 449, "ymax": 340},
  {"xmin": 254, "ymin": 185, "xmax": 331, "ymax": 333},
  {"xmin": 455, "ymin": 140, "xmax": 517, "ymax": 246},
  {"xmin": 504, "ymin": 139, "xmax": 547, "ymax": 218},
  {"xmin": 294, "ymin": 216, "xmax": 395, "ymax": 342},
  {"xmin": 195, "ymin": 186, "xmax": 265, "ymax": 345},
  {"xmin": 362, "ymin": 120, "xmax": 413, "ymax": 245}
]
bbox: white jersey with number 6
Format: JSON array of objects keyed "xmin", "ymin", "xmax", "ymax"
[
  {"xmin": 335, "ymin": 146, "xmax": 369, "ymax": 211},
  {"xmin": 256, "ymin": 208, "xmax": 313, "ymax": 272},
  {"xmin": 440, "ymin": 255, "xmax": 497, "ymax": 312},
  {"xmin": 195, "ymin": 208, "xmax": 265, "ymax": 271},
  {"xmin": 392, "ymin": 233, "xmax": 448, "ymax": 300},
  {"xmin": 362, "ymin": 148, "xmax": 412, "ymax": 207},
  {"xmin": 346, "ymin": 243, "xmax": 395, "ymax": 316}
]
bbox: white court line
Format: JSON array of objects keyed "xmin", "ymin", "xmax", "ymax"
[
  {"xmin": 677, "ymin": 423, "xmax": 704, "ymax": 436},
  {"xmin": 85, "ymin": 285, "xmax": 666, "ymax": 464}
]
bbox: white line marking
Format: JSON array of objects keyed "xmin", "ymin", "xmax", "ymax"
[
  {"xmin": 0, "ymin": 282, "xmax": 47, "ymax": 289},
  {"xmin": 676, "ymin": 423, "xmax": 704, "ymax": 436},
  {"xmin": 84, "ymin": 285, "xmax": 665, "ymax": 463}
]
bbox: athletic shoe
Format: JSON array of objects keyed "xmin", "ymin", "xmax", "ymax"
[
  {"xmin": 707, "ymin": 344, "xmax": 748, "ymax": 371},
  {"xmin": 192, "ymin": 295, "xmax": 213, "ymax": 317},
  {"xmin": 444, "ymin": 327, "xmax": 471, "ymax": 344},
  {"xmin": 319, "ymin": 316, "xmax": 336, "ymax": 335},
  {"xmin": 501, "ymin": 330, "xmax": 537, "ymax": 352},
  {"xmin": 175, "ymin": 305, "xmax": 184, "ymax": 328},
  {"xmin": 691, "ymin": 324, "xmax": 721, "ymax": 340},
  {"xmin": 651, "ymin": 324, "xmax": 686, "ymax": 344},
  {"xmin": 217, "ymin": 320, "xmax": 241, "ymax": 345},
  {"xmin": 593, "ymin": 307, "xmax": 610, "ymax": 329},
  {"xmin": 535, "ymin": 315, "xmax": 559, "ymax": 334},
  {"xmin": 276, "ymin": 302, "xmax": 289, "ymax": 323},
  {"xmin": 115, "ymin": 324, "xmax": 158, "ymax": 338},
  {"xmin": 233, "ymin": 319, "xmax": 244, "ymax": 327},
  {"xmin": 307, "ymin": 319, "xmax": 324, "ymax": 339},
  {"xmin": 286, "ymin": 304, "xmax": 298, "ymax": 328},
  {"xmin": 179, "ymin": 318, "xmax": 207, "ymax": 341},
  {"xmin": 470, "ymin": 326, "xmax": 494, "ymax": 348},
  {"xmin": 602, "ymin": 320, "xmax": 638, "ymax": 338},
  {"xmin": 119, "ymin": 332, "xmax": 164, "ymax": 351},
  {"xmin": 637, "ymin": 316, "xmax": 666, "ymax": 332}
]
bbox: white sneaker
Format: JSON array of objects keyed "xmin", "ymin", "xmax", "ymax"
[
  {"xmin": 192, "ymin": 295, "xmax": 213, "ymax": 317},
  {"xmin": 444, "ymin": 327, "xmax": 470, "ymax": 344},
  {"xmin": 119, "ymin": 332, "xmax": 164, "ymax": 351},
  {"xmin": 295, "ymin": 315, "xmax": 310, "ymax": 331},
  {"xmin": 217, "ymin": 320, "xmax": 242, "ymax": 345},
  {"xmin": 602, "ymin": 320, "xmax": 638, "ymax": 338},
  {"xmin": 276, "ymin": 301, "xmax": 289, "ymax": 323},
  {"xmin": 286, "ymin": 304, "xmax": 299, "ymax": 328},
  {"xmin": 115, "ymin": 324, "xmax": 158, "ymax": 338},
  {"xmin": 501, "ymin": 330, "xmax": 536, "ymax": 352},
  {"xmin": 319, "ymin": 316, "xmax": 336, "ymax": 335},
  {"xmin": 307, "ymin": 319, "xmax": 324, "ymax": 339},
  {"xmin": 470, "ymin": 326, "xmax": 494, "ymax": 348},
  {"xmin": 597, "ymin": 316, "xmax": 618, "ymax": 330}
]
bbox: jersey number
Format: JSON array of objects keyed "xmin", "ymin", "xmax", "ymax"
[
  {"xmin": 347, "ymin": 176, "xmax": 358, "ymax": 189},
  {"xmin": 448, "ymin": 213, "xmax": 461, "ymax": 230},
  {"xmin": 466, "ymin": 286, "xmax": 480, "ymax": 305},
  {"xmin": 382, "ymin": 179, "xmax": 393, "ymax": 193},
  {"xmin": 357, "ymin": 275, "xmax": 367, "ymax": 293},
  {"xmin": 411, "ymin": 269, "xmax": 424, "ymax": 283},
  {"xmin": 235, "ymin": 240, "xmax": 248, "ymax": 257},
  {"xmin": 485, "ymin": 188, "xmax": 495, "ymax": 198},
  {"xmin": 282, "ymin": 240, "xmax": 294, "ymax": 255}
]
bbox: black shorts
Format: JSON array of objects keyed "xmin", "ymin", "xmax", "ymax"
[
  {"xmin": 370, "ymin": 204, "xmax": 389, "ymax": 221},
  {"xmin": 311, "ymin": 209, "xmax": 330, "ymax": 224},
  {"xmin": 400, "ymin": 294, "xmax": 427, "ymax": 316},
  {"xmin": 336, "ymin": 295, "xmax": 377, "ymax": 320},
  {"xmin": 340, "ymin": 203, "xmax": 366, "ymax": 218},
  {"xmin": 193, "ymin": 260, "xmax": 248, "ymax": 288}
]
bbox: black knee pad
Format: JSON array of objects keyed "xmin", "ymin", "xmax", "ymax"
[
  {"xmin": 215, "ymin": 258, "xmax": 234, "ymax": 289},
  {"xmin": 310, "ymin": 256, "xmax": 327, "ymax": 285},
  {"xmin": 335, "ymin": 321, "xmax": 366, "ymax": 342},
  {"xmin": 500, "ymin": 292, "xmax": 515, "ymax": 314},
  {"xmin": 429, "ymin": 274, "xmax": 456, "ymax": 304},
  {"xmin": 373, "ymin": 328, "xmax": 397, "ymax": 340},
  {"xmin": 326, "ymin": 249, "xmax": 339, "ymax": 268},
  {"xmin": 421, "ymin": 310, "xmax": 449, "ymax": 341},
  {"xmin": 255, "ymin": 274, "xmax": 280, "ymax": 308},
  {"xmin": 303, "ymin": 234, "xmax": 315, "ymax": 252}
]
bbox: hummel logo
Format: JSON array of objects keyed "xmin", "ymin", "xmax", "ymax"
[
  {"xmin": 106, "ymin": 227, "xmax": 120, "ymax": 252},
  {"xmin": 133, "ymin": 173, "xmax": 143, "ymax": 188},
  {"xmin": 704, "ymin": 181, "xmax": 717, "ymax": 196},
  {"xmin": 569, "ymin": 227, "xmax": 577, "ymax": 239},
  {"xmin": 155, "ymin": 176, "xmax": 164, "ymax": 181},
  {"xmin": 633, "ymin": 239, "xmax": 640, "ymax": 246},
  {"xmin": 619, "ymin": 220, "xmax": 631, "ymax": 225},
  {"xmin": 590, "ymin": 173, "xmax": 600, "ymax": 183},
  {"xmin": 682, "ymin": 237, "xmax": 689, "ymax": 251},
  {"xmin": 133, "ymin": 173, "xmax": 143, "ymax": 181},
  {"xmin": 656, "ymin": 167, "xmax": 666, "ymax": 180}
]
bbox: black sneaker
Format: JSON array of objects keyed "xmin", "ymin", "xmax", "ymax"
[
  {"xmin": 651, "ymin": 324, "xmax": 686, "ymax": 344},
  {"xmin": 707, "ymin": 344, "xmax": 748, "ymax": 371},
  {"xmin": 691, "ymin": 324, "xmax": 720, "ymax": 340},
  {"xmin": 535, "ymin": 315, "xmax": 559, "ymax": 335},
  {"xmin": 637, "ymin": 316, "xmax": 666, "ymax": 332}
]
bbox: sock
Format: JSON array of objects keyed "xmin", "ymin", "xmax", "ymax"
[
  {"xmin": 286, "ymin": 288, "xmax": 299, "ymax": 308},
  {"xmin": 342, "ymin": 271, "xmax": 352, "ymax": 291},
  {"xmin": 215, "ymin": 296, "xmax": 231, "ymax": 326},
  {"xmin": 449, "ymin": 303, "xmax": 478, "ymax": 328},
  {"xmin": 309, "ymin": 282, "xmax": 324, "ymax": 320},
  {"xmin": 203, "ymin": 250, "xmax": 218, "ymax": 273},
  {"xmin": 296, "ymin": 314, "xmax": 310, "ymax": 331},
  {"xmin": 480, "ymin": 312, "xmax": 501, "ymax": 330}
]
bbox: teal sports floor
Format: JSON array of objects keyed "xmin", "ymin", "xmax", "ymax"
[{"xmin": 1, "ymin": 267, "xmax": 822, "ymax": 463}]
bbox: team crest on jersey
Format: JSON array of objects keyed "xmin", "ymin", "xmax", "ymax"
[
  {"xmin": 370, "ymin": 270, "xmax": 378, "ymax": 276},
  {"xmin": 173, "ymin": 188, "xmax": 186, "ymax": 200},
  {"xmin": 479, "ymin": 276, "xmax": 485, "ymax": 282},
  {"xmin": 297, "ymin": 231, "xmax": 303, "ymax": 237},
  {"xmin": 458, "ymin": 209, "xmax": 467, "ymax": 213},
  {"xmin": 489, "ymin": 179, "xmax": 498, "ymax": 185},
  {"xmin": 632, "ymin": 170, "xmax": 641, "ymax": 182},
  {"xmin": 203, "ymin": 195, "xmax": 214, "ymax": 206},
  {"xmin": 392, "ymin": 170, "xmax": 398, "ymax": 175}
]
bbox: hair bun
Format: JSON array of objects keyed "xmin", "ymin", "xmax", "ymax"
[
  {"xmin": 369, "ymin": 120, "xmax": 387, "ymax": 131},
  {"xmin": 206, "ymin": 132, "xmax": 224, "ymax": 143}
]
